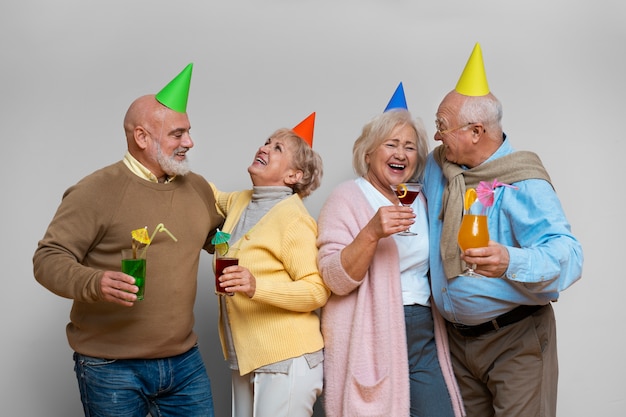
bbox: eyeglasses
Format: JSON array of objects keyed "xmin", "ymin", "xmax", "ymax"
[{"xmin": 435, "ymin": 120, "xmax": 477, "ymax": 136}]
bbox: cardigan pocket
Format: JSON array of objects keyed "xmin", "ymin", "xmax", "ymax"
[{"xmin": 345, "ymin": 373, "xmax": 391, "ymax": 417}]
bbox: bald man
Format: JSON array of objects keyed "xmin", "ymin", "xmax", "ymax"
[{"xmin": 34, "ymin": 93, "xmax": 224, "ymax": 416}]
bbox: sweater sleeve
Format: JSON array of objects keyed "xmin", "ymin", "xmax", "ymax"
[
  {"xmin": 317, "ymin": 181, "xmax": 369, "ymax": 296},
  {"xmin": 208, "ymin": 182, "xmax": 231, "ymax": 217},
  {"xmin": 33, "ymin": 168, "xmax": 123, "ymax": 301},
  {"xmin": 252, "ymin": 201, "xmax": 330, "ymax": 311}
]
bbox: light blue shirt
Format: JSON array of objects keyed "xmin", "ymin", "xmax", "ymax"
[{"xmin": 423, "ymin": 138, "xmax": 583, "ymax": 325}]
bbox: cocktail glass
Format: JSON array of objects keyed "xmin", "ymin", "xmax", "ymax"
[
  {"xmin": 391, "ymin": 182, "xmax": 422, "ymax": 236},
  {"xmin": 457, "ymin": 213, "xmax": 489, "ymax": 276}
]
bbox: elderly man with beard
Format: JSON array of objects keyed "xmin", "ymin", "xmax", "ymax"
[{"xmin": 33, "ymin": 64, "xmax": 224, "ymax": 417}]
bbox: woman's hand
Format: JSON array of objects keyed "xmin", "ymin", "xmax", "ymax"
[
  {"xmin": 367, "ymin": 205, "xmax": 416, "ymax": 239},
  {"xmin": 340, "ymin": 205, "xmax": 416, "ymax": 282},
  {"xmin": 218, "ymin": 265, "xmax": 256, "ymax": 298}
]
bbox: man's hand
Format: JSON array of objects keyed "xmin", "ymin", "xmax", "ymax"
[
  {"xmin": 101, "ymin": 271, "xmax": 138, "ymax": 306},
  {"xmin": 461, "ymin": 241, "xmax": 510, "ymax": 278}
]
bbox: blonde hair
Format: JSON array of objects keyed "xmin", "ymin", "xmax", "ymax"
[
  {"xmin": 352, "ymin": 109, "xmax": 429, "ymax": 182},
  {"xmin": 271, "ymin": 128, "xmax": 323, "ymax": 198}
]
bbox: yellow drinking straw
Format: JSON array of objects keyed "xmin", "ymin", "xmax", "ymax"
[
  {"xmin": 149, "ymin": 223, "xmax": 178, "ymax": 243},
  {"xmin": 131, "ymin": 223, "xmax": 178, "ymax": 258}
]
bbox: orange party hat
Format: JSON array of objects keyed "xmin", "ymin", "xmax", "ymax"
[{"xmin": 292, "ymin": 112, "xmax": 315, "ymax": 147}]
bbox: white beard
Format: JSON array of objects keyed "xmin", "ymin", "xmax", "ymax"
[{"xmin": 156, "ymin": 142, "xmax": 191, "ymax": 176}]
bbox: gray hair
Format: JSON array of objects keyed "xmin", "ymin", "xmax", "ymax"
[{"xmin": 458, "ymin": 93, "xmax": 503, "ymax": 132}]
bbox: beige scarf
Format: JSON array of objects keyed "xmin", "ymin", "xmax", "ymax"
[{"xmin": 433, "ymin": 144, "xmax": 552, "ymax": 279}]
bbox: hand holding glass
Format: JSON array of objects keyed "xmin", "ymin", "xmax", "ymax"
[
  {"xmin": 215, "ymin": 248, "xmax": 239, "ymax": 295},
  {"xmin": 391, "ymin": 182, "xmax": 422, "ymax": 236},
  {"xmin": 121, "ymin": 249, "xmax": 146, "ymax": 300},
  {"xmin": 457, "ymin": 213, "xmax": 489, "ymax": 276}
]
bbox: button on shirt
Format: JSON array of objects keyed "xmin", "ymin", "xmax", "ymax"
[{"xmin": 423, "ymin": 138, "xmax": 583, "ymax": 325}]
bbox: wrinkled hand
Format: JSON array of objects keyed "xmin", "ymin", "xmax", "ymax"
[
  {"xmin": 218, "ymin": 265, "xmax": 256, "ymax": 298},
  {"xmin": 367, "ymin": 205, "xmax": 416, "ymax": 239},
  {"xmin": 101, "ymin": 270, "xmax": 138, "ymax": 306},
  {"xmin": 461, "ymin": 241, "xmax": 510, "ymax": 278}
]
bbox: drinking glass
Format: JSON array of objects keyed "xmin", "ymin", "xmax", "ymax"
[
  {"xmin": 457, "ymin": 213, "xmax": 489, "ymax": 276},
  {"xmin": 121, "ymin": 249, "xmax": 147, "ymax": 300},
  {"xmin": 391, "ymin": 182, "xmax": 422, "ymax": 236},
  {"xmin": 215, "ymin": 248, "xmax": 239, "ymax": 296}
]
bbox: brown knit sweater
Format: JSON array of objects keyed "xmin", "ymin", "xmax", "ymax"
[{"xmin": 33, "ymin": 161, "xmax": 223, "ymax": 359}]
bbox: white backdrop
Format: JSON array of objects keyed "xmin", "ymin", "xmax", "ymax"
[{"xmin": 1, "ymin": 1, "xmax": 623, "ymax": 416}]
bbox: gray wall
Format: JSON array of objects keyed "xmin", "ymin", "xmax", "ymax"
[{"xmin": 2, "ymin": 1, "xmax": 624, "ymax": 415}]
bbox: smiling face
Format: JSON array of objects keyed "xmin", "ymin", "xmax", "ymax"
[
  {"xmin": 434, "ymin": 91, "xmax": 474, "ymax": 166},
  {"xmin": 125, "ymin": 95, "xmax": 194, "ymax": 181},
  {"xmin": 247, "ymin": 130, "xmax": 302, "ymax": 188},
  {"xmin": 147, "ymin": 110, "xmax": 193, "ymax": 178},
  {"xmin": 434, "ymin": 90, "xmax": 501, "ymax": 168},
  {"xmin": 364, "ymin": 123, "xmax": 418, "ymax": 196}
]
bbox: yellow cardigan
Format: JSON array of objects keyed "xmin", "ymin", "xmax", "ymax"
[{"xmin": 210, "ymin": 184, "xmax": 330, "ymax": 375}]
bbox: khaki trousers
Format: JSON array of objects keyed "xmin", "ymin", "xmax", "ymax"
[{"xmin": 446, "ymin": 304, "xmax": 558, "ymax": 417}]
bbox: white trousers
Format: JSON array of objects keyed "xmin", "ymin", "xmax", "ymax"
[{"xmin": 231, "ymin": 355, "xmax": 323, "ymax": 417}]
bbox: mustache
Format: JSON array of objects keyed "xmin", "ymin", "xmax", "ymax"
[{"xmin": 173, "ymin": 147, "xmax": 190, "ymax": 154}]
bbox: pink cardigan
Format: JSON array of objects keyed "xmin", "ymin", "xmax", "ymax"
[{"xmin": 317, "ymin": 180, "xmax": 464, "ymax": 417}]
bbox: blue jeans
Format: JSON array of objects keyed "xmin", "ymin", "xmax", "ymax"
[
  {"xmin": 405, "ymin": 304, "xmax": 455, "ymax": 417},
  {"xmin": 73, "ymin": 345, "xmax": 214, "ymax": 417}
]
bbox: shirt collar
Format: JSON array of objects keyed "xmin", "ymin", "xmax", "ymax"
[{"xmin": 123, "ymin": 152, "xmax": 176, "ymax": 183}]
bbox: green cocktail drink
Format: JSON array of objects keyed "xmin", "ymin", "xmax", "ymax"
[{"xmin": 121, "ymin": 249, "xmax": 146, "ymax": 300}]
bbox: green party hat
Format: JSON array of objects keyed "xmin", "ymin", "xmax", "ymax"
[{"xmin": 155, "ymin": 63, "xmax": 193, "ymax": 113}]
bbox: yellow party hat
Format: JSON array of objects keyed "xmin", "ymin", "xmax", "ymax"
[{"xmin": 455, "ymin": 43, "xmax": 490, "ymax": 96}]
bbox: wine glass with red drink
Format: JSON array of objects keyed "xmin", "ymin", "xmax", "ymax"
[{"xmin": 391, "ymin": 182, "xmax": 422, "ymax": 236}]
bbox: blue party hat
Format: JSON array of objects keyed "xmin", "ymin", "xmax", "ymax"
[{"xmin": 384, "ymin": 82, "xmax": 408, "ymax": 112}]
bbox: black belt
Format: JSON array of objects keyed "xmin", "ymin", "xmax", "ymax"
[{"xmin": 449, "ymin": 304, "xmax": 546, "ymax": 338}]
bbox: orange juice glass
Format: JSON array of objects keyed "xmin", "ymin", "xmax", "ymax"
[{"xmin": 457, "ymin": 214, "xmax": 489, "ymax": 252}]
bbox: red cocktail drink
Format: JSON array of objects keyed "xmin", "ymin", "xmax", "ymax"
[{"xmin": 215, "ymin": 257, "xmax": 238, "ymax": 295}]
